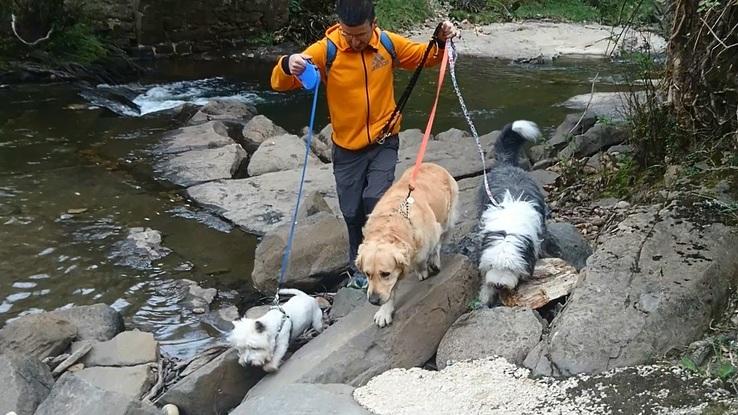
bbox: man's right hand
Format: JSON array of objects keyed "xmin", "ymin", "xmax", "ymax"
[{"xmin": 288, "ymin": 54, "xmax": 312, "ymax": 75}]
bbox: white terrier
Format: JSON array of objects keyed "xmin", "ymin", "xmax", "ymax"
[{"xmin": 228, "ymin": 288, "xmax": 323, "ymax": 372}]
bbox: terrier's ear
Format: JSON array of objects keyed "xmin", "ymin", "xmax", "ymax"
[{"xmin": 254, "ymin": 320, "xmax": 266, "ymax": 333}]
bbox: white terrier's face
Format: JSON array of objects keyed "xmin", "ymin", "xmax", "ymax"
[{"xmin": 228, "ymin": 318, "xmax": 273, "ymax": 367}]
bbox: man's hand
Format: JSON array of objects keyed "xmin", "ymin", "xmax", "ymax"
[
  {"xmin": 288, "ymin": 53, "xmax": 312, "ymax": 76},
  {"xmin": 436, "ymin": 20, "xmax": 458, "ymax": 42}
]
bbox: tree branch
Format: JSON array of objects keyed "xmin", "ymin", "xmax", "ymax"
[{"xmin": 11, "ymin": 13, "xmax": 53, "ymax": 46}]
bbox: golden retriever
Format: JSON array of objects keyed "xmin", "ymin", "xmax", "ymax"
[{"xmin": 356, "ymin": 162, "xmax": 458, "ymax": 327}]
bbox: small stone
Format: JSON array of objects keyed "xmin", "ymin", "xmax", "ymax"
[
  {"xmin": 192, "ymin": 307, "xmax": 206, "ymax": 314},
  {"xmin": 67, "ymin": 208, "xmax": 88, "ymax": 214}
]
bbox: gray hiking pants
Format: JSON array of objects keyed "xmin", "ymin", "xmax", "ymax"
[{"xmin": 332, "ymin": 135, "xmax": 399, "ymax": 268}]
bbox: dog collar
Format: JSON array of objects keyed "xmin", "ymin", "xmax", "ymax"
[{"xmin": 398, "ymin": 196, "xmax": 414, "ymax": 220}]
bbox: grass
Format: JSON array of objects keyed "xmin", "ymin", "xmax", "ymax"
[
  {"xmin": 376, "ymin": 0, "xmax": 433, "ymax": 31},
  {"xmin": 450, "ymin": 0, "xmax": 659, "ymax": 26},
  {"xmin": 44, "ymin": 23, "xmax": 108, "ymax": 65}
]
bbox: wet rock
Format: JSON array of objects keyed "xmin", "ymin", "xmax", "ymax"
[
  {"xmin": 558, "ymin": 123, "xmax": 630, "ymax": 159},
  {"xmin": 437, "ymin": 308, "xmax": 544, "ymax": 369},
  {"xmin": 241, "ymin": 115, "xmax": 288, "ymax": 145},
  {"xmin": 75, "ymin": 364, "xmax": 156, "ymax": 398},
  {"xmin": 0, "ymin": 314, "xmax": 77, "ymax": 360},
  {"xmin": 188, "ymin": 99, "xmax": 256, "ymax": 125},
  {"xmin": 0, "ymin": 353, "xmax": 55, "ymax": 415},
  {"xmin": 158, "ymin": 349, "xmax": 264, "ymax": 415},
  {"xmin": 562, "ymin": 92, "xmax": 646, "ymax": 121},
  {"xmin": 528, "ymin": 204, "xmax": 738, "ymax": 376},
  {"xmin": 247, "ymin": 134, "xmax": 322, "ymax": 177},
  {"xmin": 202, "ymin": 305, "xmax": 240, "ymax": 333},
  {"xmin": 75, "ymin": 331, "xmax": 159, "ymax": 367},
  {"xmin": 251, "ymin": 212, "xmax": 349, "ymax": 293},
  {"xmin": 234, "ymin": 383, "xmax": 370, "ymax": 415},
  {"xmin": 187, "ymin": 164, "xmax": 338, "ymax": 235},
  {"xmin": 548, "ymin": 112, "xmax": 597, "ymax": 151},
  {"xmin": 109, "ymin": 228, "xmax": 171, "ymax": 270},
  {"xmin": 330, "ymin": 287, "xmax": 367, "ymax": 320},
  {"xmin": 50, "ymin": 304, "xmax": 124, "ymax": 342},
  {"xmin": 246, "ymin": 255, "xmax": 477, "ymax": 397},
  {"xmin": 157, "ymin": 121, "xmax": 234, "ymax": 154},
  {"xmin": 542, "ymin": 222, "xmax": 593, "ymax": 271},
  {"xmin": 158, "ymin": 143, "xmax": 247, "ymax": 187},
  {"xmin": 35, "ymin": 373, "xmax": 159, "ymax": 415}
]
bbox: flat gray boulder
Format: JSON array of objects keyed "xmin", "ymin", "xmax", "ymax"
[
  {"xmin": 246, "ymin": 255, "xmax": 477, "ymax": 398},
  {"xmin": 562, "ymin": 92, "xmax": 647, "ymax": 121},
  {"xmin": 158, "ymin": 349, "xmax": 263, "ymax": 415},
  {"xmin": 35, "ymin": 373, "xmax": 159, "ymax": 415},
  {"xmin": 437, "ymin": 308, "xmax": 544, "ymax": 369},
  {"xmin": 330, "ymin": 287, "xmax": 368, "ymax": 320},
  {"xmin": 526, "ymin": 203, "xmax": 738, "ymax": 376},
  {"xmin": 50, "ymin": 304, "xmax": 124, "ymax": 342},
  {"xmin": 0, "ymin": 353, "xmax": 54, "ymax": 415},
  {"xmin": 248, "ymin": 134, "xmax": 322, "ymax": 177},
  {"xmin": 187, "ymin": 164, "xmax": 338, "ymax": 235},
  {"xmin": 0, "ymin": 314, "xmax": 77, "ymax": 360},
  {"xmin": 157, "ymin": 121, "xmax": 234, "ymax": 154},
  {"xmin": 158, "ymin": 143, "xmax": 247, "ymax": 187},
  {"xmin": 242, "ymin": 114, "xmax": 288, "ymax": 145},
  {"xmin": 251, "ymin": 212, "xmax": 348, "ymax": 293},
  {"xmin": 233, "ymin": 383, "xmax": 369, "ymax": 415},
  {"xmin": 188, "ymin": 99, "xmax": 256, "ymax": 125},
  {"xmin": 75, "ymin": 364, "xmax": 155, "ymax": 398},
  {"xmin": 75, "ymin": 331, "xmax": 159, "ymax": 367}
]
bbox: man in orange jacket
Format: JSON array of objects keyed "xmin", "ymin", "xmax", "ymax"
[{"xmin": 271, "ymin": 0, "xmax": 456, "ymax": 289}]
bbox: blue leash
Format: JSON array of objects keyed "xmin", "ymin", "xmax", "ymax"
[{"xmin": 274, "ymin": 75, "xmax": 321, "ymax": 305}]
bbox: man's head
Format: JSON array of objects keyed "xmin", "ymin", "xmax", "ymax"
[{"xmin": 336, "ymin": 0, "xmax": 376, "ymax": 52}]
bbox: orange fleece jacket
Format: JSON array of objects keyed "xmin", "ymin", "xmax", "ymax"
[{"xmin": 271, "ymin": 24, "xmax": 444, "ymax": 151}]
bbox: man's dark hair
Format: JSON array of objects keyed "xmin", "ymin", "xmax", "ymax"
[{"xmin": 335, "ymin": 0, "xmax": 375, "ymax": 26}]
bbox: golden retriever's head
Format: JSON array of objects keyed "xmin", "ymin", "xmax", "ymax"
[{"xmin": 356, "ymin": 240, "xmax": 410, "ymax": 306}]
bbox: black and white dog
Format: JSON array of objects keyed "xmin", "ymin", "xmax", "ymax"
[{"xmin": 477, "ymin": 120, "xmax": 547, "ymax": 306}]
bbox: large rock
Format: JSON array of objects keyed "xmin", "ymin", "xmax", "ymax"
[
  {"xmin": 548, "ymin": 112, "xmax": 597, "ymax": 151},
  {"xmin": 242, "ymin": 115, "xmax": 288, "ymax": 145},
  {"xmin": 542, "ymin": 222, "xmax": 593, "ymax": 271},
  {"xmin": 247, "ymin": 134, "xmax": 322, "ymax": 177},
  {"xmin": 310, "ymin": 123, "xmax": 334, "ymax": 162},
  {"xmin": 436, "ymin": 308, "xmax": 543, "ymax": 369},
  {"xmin": 233, "ymin": 383, "xmax": 370, "ymax": 415},
  {"xmin": 158, "ymin": 143, "xmax": 247, "ymax": 187},
  {"xmin": 246, "ymin": 255, "xmax": 477, "ymax": 397},
  {"xmin": 187, "ymin": 164, "xmax": 338, "ymax": 235},
  {"xmin": 558, "ymin": 123, "xmax": 630, "ymax": 159},
  {"xmin": 76, "ymin": 331, "xmax": 159, "ymax": 367},
  {"xmin": 109, "ymin": 227, "xmax": 171, "ymax": 270},
  {"xmin": 396, "ymin": 129, "xmax": 501, "ymax": 179},
  {"xmin": 188, "ymin": 99, "xmax": 256, "ymax": 125},
  {"xmin": 0, "ymin": 353, "xmax": 54, "ymax": 415},
  {"xmin": 35, "ymin": 373, "xmax": 159, "ymax": 415},
  {"xmin": 446, "ymin": 175, "xmax": 483, "ymax": 249},
  {"xmin": 0, "ymin": 314, "xmax": 77, "ymax": 360},
  {"xmin": 75, "ymin": 364, "xmax": 156, "ymax": 398},
  {"xmin": 158, "ymin": 349, "xmax": 264, "ymax": 415},
  {"xmin": 157, "ymin": 121, "xmax": 234, "ymax": 154},
  {"xmin": 562, "ymin": 92, "xmax": 647, "ymax": 121},
  {"xmin": 251, "ymin": 212, "xmax": 349, "ymax": 293},
  {"xmin": 525, "ymin": 203, "xmax": 738, "ymax": 376},
  {"xmin": 50, "ymin": 304, "xmax": 124, "ymax": 342}
]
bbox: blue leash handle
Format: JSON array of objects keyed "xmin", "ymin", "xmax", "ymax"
[{"xmin": 276, "ymin": 77, "xmax": 321, "ymax": 294}]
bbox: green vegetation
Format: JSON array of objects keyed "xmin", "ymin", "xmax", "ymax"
[
  {"xmin": 450, "ymin": 0, "xmax": 659, "ymax": 26},
  {"xmin": 376, "ymin": 0, "xmax": 433, "ymax": 31}
]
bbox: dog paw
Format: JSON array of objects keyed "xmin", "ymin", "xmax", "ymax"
[
  {"xmin": 262, "ymin": 363, "xmax": 279, "ymax": 373},
  {"xmin": 374, "ymin": 309, "xmax": 393, "ymax": 327},
  {"xmin": 428, "ymin": 262, "xmax": 440, "ymax": 276},
  {"xmin": 418, "ymin": 269, "xmax": 429, "ymax": 281}
]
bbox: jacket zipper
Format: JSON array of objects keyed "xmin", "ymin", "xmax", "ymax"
[{"xmin": 361, "ymin": 52, "xmax": 371, "ymax": 145}]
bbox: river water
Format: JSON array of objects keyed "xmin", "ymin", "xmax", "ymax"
[{"xmin": 0, "ymin": 55, "xmax": 626, "ymax": 358}]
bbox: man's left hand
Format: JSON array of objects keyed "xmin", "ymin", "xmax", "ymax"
[{"xmin": 436, "ymin": 20, "xmax": 458, "ymax": 42}]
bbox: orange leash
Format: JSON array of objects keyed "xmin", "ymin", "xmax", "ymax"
[{"xmin": 409, "ymin": 45, "xmax": 449, "ymax": 191}]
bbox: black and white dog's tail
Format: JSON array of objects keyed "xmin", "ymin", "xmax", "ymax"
[{"xmin": 494, "ymin": 120, "xmax": 541, "ymax": 167}]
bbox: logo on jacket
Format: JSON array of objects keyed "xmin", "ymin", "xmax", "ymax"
[{"xmin": 372, "ymin": 52, "xmax": 390, "ymax": 70}]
